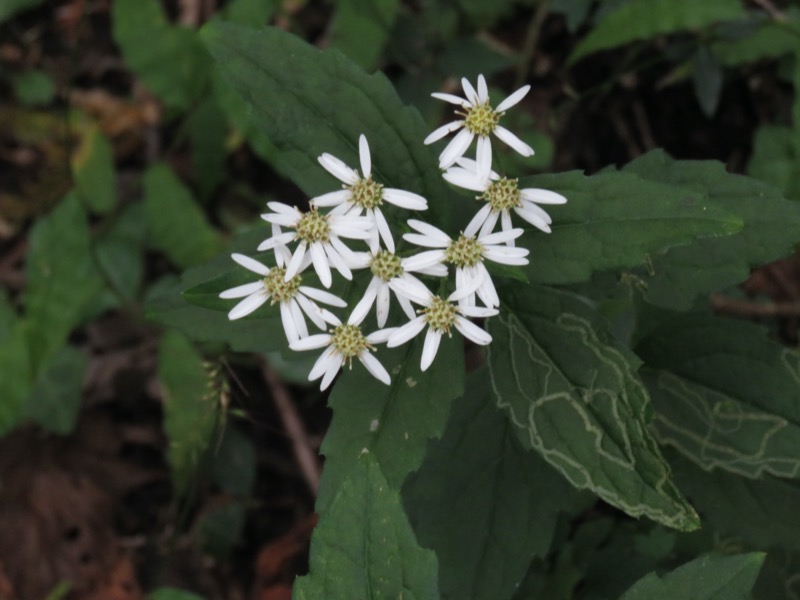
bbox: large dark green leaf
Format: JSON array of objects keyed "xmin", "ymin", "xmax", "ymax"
[
  {"xmin": 404, "ymin": 369, "xmax": 588, "ymax": 600},
  {"xmin": 487, "ymin": 285, "xmax": 698, "ymax": 531},
  {"xmin": 294, "ymin": 453, "xmax": 439, "ymax": 600},
  {"xmin": 329, "ymin": 0, "xmax": 400, "ymax": 71}
]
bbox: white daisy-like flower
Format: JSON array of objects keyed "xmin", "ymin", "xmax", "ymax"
[
  {"xmin": 443, "ymin": 158, "xmax": 567, "ymax": 242},
  {"xmin": 218, "ymin": 251, "xmax": 346, "ymax": 344},
  {"xmin": 289, "ymin": 310, "xmax": 393, "ymax": 391},
  {"xmin": 386, "ymin": 291, "xmax": 497, "ymax": 372},
  {"xmin": 313, "ymin": 134, "xmax": 428, "ymax": 253},
  {"xmin": 424, "ymin": 74, "xmax": 534, "ymax": 177},
  {"xmin": 401, "ymin": 218, "xmax": 529, "ymax": 308},
  {"xmin": 258, "ymin": 201, "xmax": 373, "ymax": 289}
]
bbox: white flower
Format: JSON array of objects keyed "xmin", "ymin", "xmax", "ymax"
[
  {"xmin": 401, "ymin": 218, "xmax": 529, "ymax": 308},
  {"xmin": 313, "ymin": 134, "xmax": 428, "ymax": 253},
  {"xmin": 289, "ymin": 310, "xmax": 393, "ymax": 391},
  {"xmin": 386, "ymin": 291, "xmax": 497, "ymax": 372},
  {"xmin": 443, "ymin": 158, "xmax": 567, "ymax": 242},
  {"xmin": 219, "ymin": 251, "xmax": 346, "ymax": 344},
  {"xmin": 424, "ymin": 74, "xmax": 534, "ymax": 178},
  {"xmin": 258, "ymin": 201, "xmax": 373, "ymax": 288}
]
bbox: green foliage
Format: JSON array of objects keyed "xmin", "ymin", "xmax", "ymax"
[
  {"xmin": 22, "ymin": 346, "xmax": 87, "ymax": 434},
  {"xmin": 747, "ymin": 125, "xmax": 800, "ymax": 200},
  {"xmin": 0, "ymin": 0, "xmax": 45, "ymax": 22},
  {"xmin": 10, "ymin": 69, "xmax": 55, "ymax": 105},
  {"xmin": 149, "ymin": 589, "xmax": 205, "ymax": 600},
  {"xmin": 330, "ymin": 0, "xmax": 400, "ymax": 71},
  {"xmin": 294, "ymin": 453, "xmax": 439, "ymax": 599},
  {"xmin": 72, "ymin": 124, "xmax": 117, "ymax": 215}
]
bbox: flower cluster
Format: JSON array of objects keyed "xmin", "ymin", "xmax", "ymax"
[{"xmin": 221, "ymin": 74, "xmax": 567, "ymax": 390}]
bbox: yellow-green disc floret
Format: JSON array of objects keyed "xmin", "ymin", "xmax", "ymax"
[
  {"xmin": 350, "ymin": 176, "xmax": 384, "ymax": 209},
  {"xmin": 479, "ymin": 177, "xmax": 521, "ymax": 212},
  {"xmin": 445, "ymin": 234, "xmax": 484, "ymax": 267},
  {"xmin": 370, "ymin": 251, "xmax": 404, "ymax": 282},
  {"xmin": 424, "ymin": 296, "xmax": 457, "ymax": 334},
  {"xmin": 463, "ymin": 102, "xmax": 501, "ymax": 137},
  {"xmin": 262, "ymin": 267, "xmax": 301, "ymax": 304},
  {"xmin": 295, "ymin": 207, "xmax": 331, "ymax": 243}
]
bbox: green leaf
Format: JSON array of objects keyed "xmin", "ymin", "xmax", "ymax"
[
  {"xmin": 198, "ymin": 501, "xmax": 245, "ymax": 560},
  {"xmin": 517, "ymin": 167, "xmax": 741, "ymax": 286},
  {"xmin": 143, "ymin": 163, "xmax": 223, "ymax": 268},
  {"xmin": 711, "ymin": 15, "xmax": 800, "ymax": 66},
  {"xmin": 149, "ymin": 589, "xmax": 205, "ymax": 600},
  {"xmin": 294, "ymin": 453, "xmax": 439, "ymax": 600},
  {"xmin": 219, "ymin": 0, "xmax": 278, "ymax": 25},
  {"xmin": 112, "ymin": 0, "xmax": 209, "ymax": 110},
  {"xmin": 569, "ymin": 0, "xmax": 746, "ymax": 63},
  {"xmin": 619, "ymin": 552, "xmax": 765, "ymax": 600},
  {"xmin": 637, "ymin": 313, "xmax": 800, "ymax": 479},
  {"xmin": 94, "ymin": 203, "xmax": 147, "ymax": 304},
  {"xmin": 316, "ymin": 334, "xmax": 463, "ymax": 512},
  {"xmin": 72, "ymin": 125, "xmax": 117, "ymax": 214},
  {"xmin": 692, "ymin": 46, "xmax": 723, "ymax": 118},
  {"xmin": 622, "ymin": 151, "xmax": 800, "ymax": 309},
  {"xmin": 211, "ymin": 426, "xmax": 256, "ymax": 496},
  {"xmin": 0, "ymin": 322, "xmax": 33, "ymax": 436},
  {"xmin": 0, "ymin": 0, "xmax": 45, "ymax": 22},
  {"xmin": 404, "ymin": 369, "xmax": 588, "ymax": 600},
  {"xmin": 24, "ymin": 193, "xmax": 104, "ymax": 373},
  {"xmin": 747, "ymin": 125, "xmax": 800, "ymax": 199},
  {"xmin": 457, "ymin": 0, "xmax": 517, "ymax": 25},
  {"xmin": 200, "ymin": 22, "xmax": 454, "ymax": 225},
  {"xmin": 159, "ymin": 331, "xmax": 218, "ymax": 497},
  {"xmin": 11, "ymin": 69, "xmax": 56, "ymax": 105},
  {"xmin": 487, "ymin": 285, "xmax": 699, "ymax": 531},
  {"xmin": 329, "ymin": 0, "xmax": 400, "ymax": 71},
  {"xmin": 22, "ymin": 345, "xmax": 86, "ymax": 434},
  {"xmin": 0, "ymin": 289, "xmax": 15, "ymax": 345},
  {"xmin": 185, "ymin": 97, "xmax": 227, "ymax": 201}
]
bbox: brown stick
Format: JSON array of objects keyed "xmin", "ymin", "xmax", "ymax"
[{"xmin": 710, "ymin": 293, "xmax": 800, "ymax": 317}]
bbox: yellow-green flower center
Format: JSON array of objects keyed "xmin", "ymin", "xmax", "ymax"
[
  {"xmin": 262, "ymin": 267, "xmax": 301, "ymax": 304},
  {"xmin": 479, "ymin": 177, "xmax": 521, "ymax": 212},
  {"xmin": 295, "ymin": 207, "xmax": 330, "ymax": 243},
  {"xmin": 350, "ymin": 176, "xmax": 384, "ymax": 209},
  {"xmin": 463, "ymin": 102, "xmax": 501, "ymax": 137},
  {"xmin": 424, "ymin": 296, "xmax": 457, "ymax": 334},
  {"xmin": 445, "ymin": 234, "xmax": 484, "ymax": 267},
  {"xmin": 332, "ymin": 323, "xmax": 371, "ymax": 366},
  {"xmin": 370, "ymin": 251, "xmax": 404, "ymax": 282}
]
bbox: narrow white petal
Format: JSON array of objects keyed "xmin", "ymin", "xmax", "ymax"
[
  {"xmin": 280, "ymin": 302, "xmax": 300, "ymax": 344},
  {"xmin": 477, "ymin": 74, "xmax": 489, "ymax": 103},
  {"xmin": 349, "ymin": 278, "xmax": 379, "ymax": 325},
  {"xmin": 319, "ymin": 307, "xmax": 342, "ymax": 326},
  {"xmin": 424, "ymin": 120, "xmax": 464, "ymax": 145},
  {"xmin": 480, "ymin": 227, "xmax": 524, "ymax": 245},
  {"xmin": 376, "ymin": 282, "xmax": 391, "ymax": 327},
  {"xmin": 220, "ymin": 281, "xmax": 263, "ymax": 299},
  {"xmin": 366, "ymin": 327, "xmax": 396, "ymax": 344},
  {"xmin": 274, "ymin": 244, "xmax": 292, "ymax": 268},
  {"xmin": 324, "ymin": 243, "xmax": 353, "ymax": 281},
  {"xmin": 473, "ymin": 264, "xmax": 499, "ymax": 308},
  {"xmin": 449, "ymin": 267, "xmax": 485, "ymax": 302},
  {"xmin": 493, "ymin": 125, "xmax": 535, "ymax": 157},
  {"xmin": 357, "ymin": 134, "xmax": 371, "ymax": 178},
  {"xmin": 501, "ymin": 209, "xmax": 515, "ymax": 246},
  {"xmin": 442, "ymin": 167, "xmax": 487, "ymax": 192},
  {"xmin": 295, "ymin": 294, "xmax": 328, "ymax": 330},
  {"xmin": 461, "ymin": 77, "xmax": 479, "ymax": 105},
  {"xmin": 394, "ymin": 291, "xmax": 416, "ymax": 320},
  {"xmin": 261, "ymin": 213, "xmax": 298, "ymax": 227},
  {"xmin": 406, "ymin": 219, "xmax": 451, "ymax": 243},
  {"xmin": 228, "ymin": 292, "xmax": 268, "ymax": 320},
  {"xmin": 310, "ymin": 242, "xmax": 332, "ymax": 288},
  {"xmin": 416, "ymin": 263, "xmax": 448, "ymax": 277},
  {"xmin": 307, "ymin": 346, "xmax": 336, "ymax": 380},
  {"xmin": 520, "ymin": 188, "xmax": 568, "ymax": 205},
  {"xmin": 465, "ymin": 204, "xmax": 493, "ymax": 238},
  {"xmin": 483, "ymin": 245, "xmax": 530, "ymax": 265},
  {"xmin": 431, "ymin": 92, "xmax": 470, "ymax": 107},
  {"xmin": 289, "ymin": 298, "xmax": 309, "ymax": 338},
  {"xmin": 476, "ymin": 135, "xmax": 492, "ymax": 179},
  {"xmin": 311, "ymin": 189, "xmax": 351, "ymax": 207},
  {"xmin": 320, "ymin": 356, "xmax": 342, "ymax": 390},
  {"xmin": 514, "ymin": 205, "xmax": 552, "ymax": 233},
  {"xmin": 231, "ymin": 253, "xmax": 270, "ymax": 276},
  {"xmin": 373, "ymin": 208, "xmax": 395, "ymax": 253},
  {"xmin": 479, "ymin": 209, "xmax": 500, "ymax": 238},
  {"xmin": 439, "ymin": 128, "xmax": 474, "ymax": 169},
  {"xmin": 387, "ymin": 316, "xmax": 427, "ymax": 347},
  {"xmin": 454, "ymin": 315, "xmax": 492, "ymax": 345},
  {"xmin": 257, "ymin": 232, "xmax": 295, "ymax": 252},
  {"xmin": 266, "ymin": 201, "xmax": 299, "ymax": 216},
  {"xmin": 403, "ymin": 234, "xmax": 449, "ymax": 249},
  {"xmin": 382, "ymin": 188, "xmax": 428, "ymax": 211},
  {"xmin": 358, "ymin": 351, "xmax": 391, "ymax": 385},
  {"xmin": 285, "ymin": 242, "xmax": 307, "ymax": 279},
  {"xmin": 401, "ymin": 250, "xmax": 447, "ymax": 272},
  {"xmin": 329, "ymin": 236, "xmax": 362, "ymax": 265},
  {"xmin": 318, "ymin": 153, "xmax": 359, "ymax": 185},
  {"xmin": 388, "ymin": 276, "xmax": 432, "ymax": 305},
  {"xmin": 459, "ymin": 305, "xmax": 498, "ymax": 319},
  {"xmin": 299, "ymin": 286, "xmax": 347, "ymax": 307},
  {"xmin": 454, "ymin": 156, "xmax": 499, "ymax": 180},
  {"xmin": 420, "ymin": 328, "xmax": 442, "ymax": 372},
  {"xmin": 292, "ymin": 334, "xmax": 333, "ymax": 352},
  {"xmin": 495, "ymin": 84, "xmax": 530, "ymax": 112}
]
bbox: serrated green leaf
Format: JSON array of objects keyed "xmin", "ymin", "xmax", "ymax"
[
  {"xmin": 159, "ymin": 331, "xmax": 217, "ymax": 497},
  {"xmin": 517, "ymin": 167, "xmax": 741, "ymax": 286},
  {"xmin": 294, "ymin": 453, "xmax": 439, "ymax": 600},
  {"xmin": 329, "ymin": 0, "xmax": 400, "ymax": 71},
  {"xmin": 619, "ymin": 552, "xmax": 765, "ymax": 600},
  {"xmin": 570, "ymin": 0, "xmax": 746, "ymax": 63},
  {"xmin": 112, "ymin": 0, "xmax": 209, "ymax": 110},
  {"xmin": 0, "ymin": 0, "xmax": 44, "ymax": 22},
  {"xmin": 487, "ymin": 285, "xmax": 699, "ymax": 531},
  {"xmin": 637, "ymin": 313, "xmax": 800, "ymax": 479},
  {"xmin": 24, "ymin": 193, "xmax": 104, "ymax": 373},
  {"xmin": 200, "ymin": 22, "xmax": 454, "ymax": 225},
  {"xmin": 622, "ymin": 150, "xmax": 800, "ymax": 309},
  {"xmin": 747, "ymin": 125, "xmax": 800, "ymax": 199},
  {"xmin": 72, "ymin": 125, "xmax": 116, "ymax": 214},
  {"xmin": 403, "ymin": 369, "xmax": 587, "ymax": 600},
  {"xmin": 316, "ymin": 334, "xmax": 463, "ymax": 512},
  {"xmin": 22, "ymin": 345, "xmax": 86, "ymax": 434},
  {"xmin": 143, "ymin": 163, "xmax": 223, "ymax": 268}
]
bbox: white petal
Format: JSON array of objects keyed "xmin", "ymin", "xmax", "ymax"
[
  {"xmin": 220, "ymin": 281, "xmax": 263, "ymax": 299},
  {"xmin": 476, "ymin": 135, "xmax": 492, "ymax": 179},
  {"xmin": 349, "ymin": 278, "xmax": 379, "ymax": 325},
  {"xmin": 257, "ymin": 232, "xmax": 295, "ymax": 252},
  {"xmin": 465, "ymin": 204, "xmax": 493, "ymax": 237},
  {"xmin": 310, "ymin": 242, "xmax": 332, "ymax": 288},
  {"xmin": 449, "ymin": 267, "xmax": 484, "ymax": 302},
  {"xmin": 420, "ymin": 328, "xmax": 442, "ymax": 371},
  {"xmin": 442, "ymin": 167, "xmax": 487, "ymax": 192},
  {"xmin": 480, "ymin": 227, "xmax": 524, "ymax": 245},
  {"xmin": 292, "ymin": 334, "xmax": 334, "ymax": 352},
  {"xmin": 403, "ymin": 234, "xmax": 449, "ymax": 249},
  {"xmin": 477, "ymin": 74, "xmax": 489, "ymax": 103},
  {"xmin": 261, "ymin": 213, "xmax": 298, "ymax": 227},
  {"xmin": 493, "ymin": 125, "xmax": 534, "ymax": 157},
  {"xmin": 356, "ymin": 134, "xmax": 371, "ymax": 178},
  {"xmin": 373, "ymin": 208, "xmax": 395, "ymax": 253},
  {"xmin": 295, "ymin": 294, "xmax": 328, "ymax": 330},
  {"xmin": 289, "ymin": 298, "xmax": 309, "ymax": 338},
  {"xmin": 483, "ymin": 245, "xmax": 529, "ymax": 266},
  {"xmin": 501, "ymin": 209, "xmax": 515, "ymax": 246},
  {"xmin": 307, "ymin": 346, "xmax": 336, "ymax": 380},
  {"xmin": 285, "ymin": 242, "xmax": 307, "ymax": 279},
  {"xmin": 266, "ymin": 201, "xmax": 299, "ymax": 215},
  {"xmin": 311, "ymin": 189, "xmax": 351, "ymax": 207},
  {"xmin": 366, "ymin": 327, "xmax": 396, "ymax": 344},
  {"xmin": 228, "ymin": 292, "xmax": 268, "ymax": 320},
  {"xmin": 416, "ymin": 263, "xmax": 448, "ymax": 277},
  {"xmin": 520, "ymin": 188, "xmax": 568, "ymax": 205},
  {"xmin": 320, "ymin": 356, "xmax": 342, "ymax": 390},
  {"xmin": 358, "ymin": 351, "xmax": 391, "ymax": 385},
  {"xmin": 274, "ymin": 244, "xmax": 292, "ymax": 268},
  {"xmin": 514, "ymin": 205, "xmax": 552, "ymax": 233},
  {"xmin": 280, "ymin": 302, "xmax": 300, "ymax": 344},
  {"xmin": 299, "ymin": 286, "xmax": 347, "ymax": 307},
  {"xmin": 424, "ymin": 120, "xmax": 464, "ymax": 145},
  {"xmin": 473, "ymin": 264, "xmax": 499, "ymax": 308},
  {"xmin": 495, "ymin": 84, "xmax": 530, "ymax": 112},
  {"xmin": 401, "ymin": 250, "xmax": 447, "ymax": 272},
  {"xmin": 431, "ymin": 92, "xmax": 470, "ymax": 107},
  {"xmin": 329, "ymin": 236, "xmax": 363, "ymax": 265},
  {"xmin": 459, "ymin": 305, "xmax": 498, "ymax": 319},
  {"xmin": 454, "ymin": 157, "xmax": 499, "ymax": 180},
  {"xmin": 387, "ymin": 316, "xmax": 427, "ymax": 347},
  {"xmin": 388, "ymin": 276, "xmax": 431, "ymax": 306},
  {"xmin": 406, "ymin": 219, "xmax": 451, "ymax": 244},
  {"xmin": 324, "ymin": 243, "xmax": 353, "ymax": 280},
  {"xmin": 394, "ymin": 291, "xmax": 416, "ymax": 320},
  {"xmin": 454, "ymin": 315, "xmax": 492, "ymax": 345},
  {"xmin": 376, "ymin": 282, "xmax": 391, "ymax": 327},
  {"xmin": 318, "ymin": 153, "xmax": 359, "ymax": 185},
  {"xmin": 232, "ymin": 253, "xmax": 270, "ymax": 276},
  {"xmin": 439, "ymin": 128, "xmax": 474, "ymax": 170},
  {"xmin": 461, "ymin": 77, "xmax": 479, "ymax": 105},
  {"xmin": 382, "ymin": 188, "xmax": 428, "ymax": 211}
]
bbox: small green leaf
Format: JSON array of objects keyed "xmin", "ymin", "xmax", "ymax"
[
  {"xmin": 72, "ymin": 125, "xmax": 117, "ymax": 214},
  {"xmin": 329, "ymin": 0, "xmax": 400, "ymax": 71},
  {"xmin": 570, "ymin": 0, "xmax": 746, "ymax": 63},
  {"xmin": 11, "ymin": 69, "xmax": 56, "ymax": 105},
  {"xmin": 159, "ymin": 331, "xmax": 218, "ymax": 497},
  {"xmin": 294, "ymin": 454, "xmax": 439, "ymax": 600},
  {"xmin": 637, "ymin": 313, "xmax": 800, "ymax": 479},
  {"xmin": 747, "ymin": 125, "xmax": 800, "ymax": 199},
  {"xmin": 692, "ymin": 46, "xmax": 723, "ymax": 118},
  {"xmin": 143, "ymin": 163, "xmax": 223, "ymax": 268},
  {"xmin": 94, "ymin": 203, "xmax": 147, "ymax": 304},
  {"xmin": 316, "ymin": 334, "xmax": 463, "ymax": 512},
  {"xmin": 619, "ymin": 552, "xmax": 765, "ymax": 600},
  {"xmin": 404, "ymin": 369, "xmax": 588, "ymax": 600},
  {"xmin": 488, "ymin": 284, "xmax": 699, "ymax": 531},
  {"xmin": 22, "ymin": 345, "xmax": 86, "ymax": 434}
]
